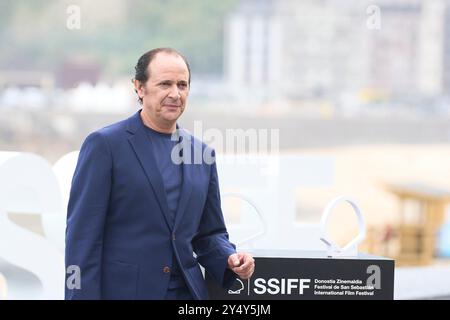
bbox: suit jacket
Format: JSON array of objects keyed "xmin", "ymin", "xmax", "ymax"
[{"xmin": 65, "ymin": 110, "xmax": 236, "ymax": 300}]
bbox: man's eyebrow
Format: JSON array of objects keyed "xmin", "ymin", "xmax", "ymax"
[
  {"xmin": 157, "ymin": 80, "xmax": 188, "ymax": 84},
  {"xmin": 154, "ymin": 79, "xmax": 188, "ymax": 85},
  {"xmin": 157, "ymin": 80, "xmax": 173, "ymax": 84}
]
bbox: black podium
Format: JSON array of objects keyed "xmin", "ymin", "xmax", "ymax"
[{"xmin": 206, "ymin": 250, "xmax": 394, "ymax": 300}]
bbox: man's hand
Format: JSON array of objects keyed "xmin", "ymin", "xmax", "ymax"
[{"xmin": 227, "ymin": 252, "xmax": 255, "ymax": 279}]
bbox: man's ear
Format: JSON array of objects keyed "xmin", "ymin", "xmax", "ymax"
[{"xmin": 133, "ymin": 79, "xmax": 144, "ymax": 99}]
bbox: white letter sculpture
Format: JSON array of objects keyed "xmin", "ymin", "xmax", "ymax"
[{"xmin": 320, "ymin": 196, "xmax": 366, "ymax": 257}]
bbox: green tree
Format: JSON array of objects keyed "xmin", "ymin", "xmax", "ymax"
[{"xmin": 0, "ymin": 0, "xmax": 239, "ymax": 79}]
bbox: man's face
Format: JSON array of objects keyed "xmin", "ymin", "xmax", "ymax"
[{"xmin": 136, "ymin": 52, "xmax": 189, "ymax": 127}]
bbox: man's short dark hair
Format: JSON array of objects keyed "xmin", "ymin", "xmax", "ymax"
[{"xmin": 133, "ymin": 48, "xmax": 191, "ymax": 104}]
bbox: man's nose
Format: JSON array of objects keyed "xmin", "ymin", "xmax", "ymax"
[{"xmin": 168, "ymin": 85, "xmax": 181, "ymax": 99}]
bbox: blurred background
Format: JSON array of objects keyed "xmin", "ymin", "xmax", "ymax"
[{"xmin": 1, "ymin": 0, "xmax": 450, "ymax": 299}]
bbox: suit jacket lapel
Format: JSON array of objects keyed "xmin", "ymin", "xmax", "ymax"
[{"xmin": 126, "ymin": 111, "xmax": 173, "ymax": 231}]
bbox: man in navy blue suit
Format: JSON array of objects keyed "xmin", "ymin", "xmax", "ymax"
[{"xmin": 65, "ymin": 48, "xmax": 255, "ymax": 300}]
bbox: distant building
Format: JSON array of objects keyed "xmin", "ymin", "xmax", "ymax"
[
  {"xmin": 55, "ymin": 57, "xmax": 102, "ymax": 89},
  {"xmin": 0, "ymin": 70, "xmax": 54, "ymax": 90},
  {"xmin": 445, "ymin": 5, "xmax": 450, "ymax": 95},
  {"xmin": 224, "ymin": 0, "xmax": 450, "ymax": 104},
  {"xmin": 224, "ymin": 0, "xmax": 279, "ymax": 105}
]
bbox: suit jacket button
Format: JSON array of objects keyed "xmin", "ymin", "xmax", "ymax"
[
  {"xmin": 172, "ymin": 234, "xmax": 176, "ymax": 241},
  {"xmin": 163, "ymin": 266, "xmax": 171, "ymax": 273}
]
